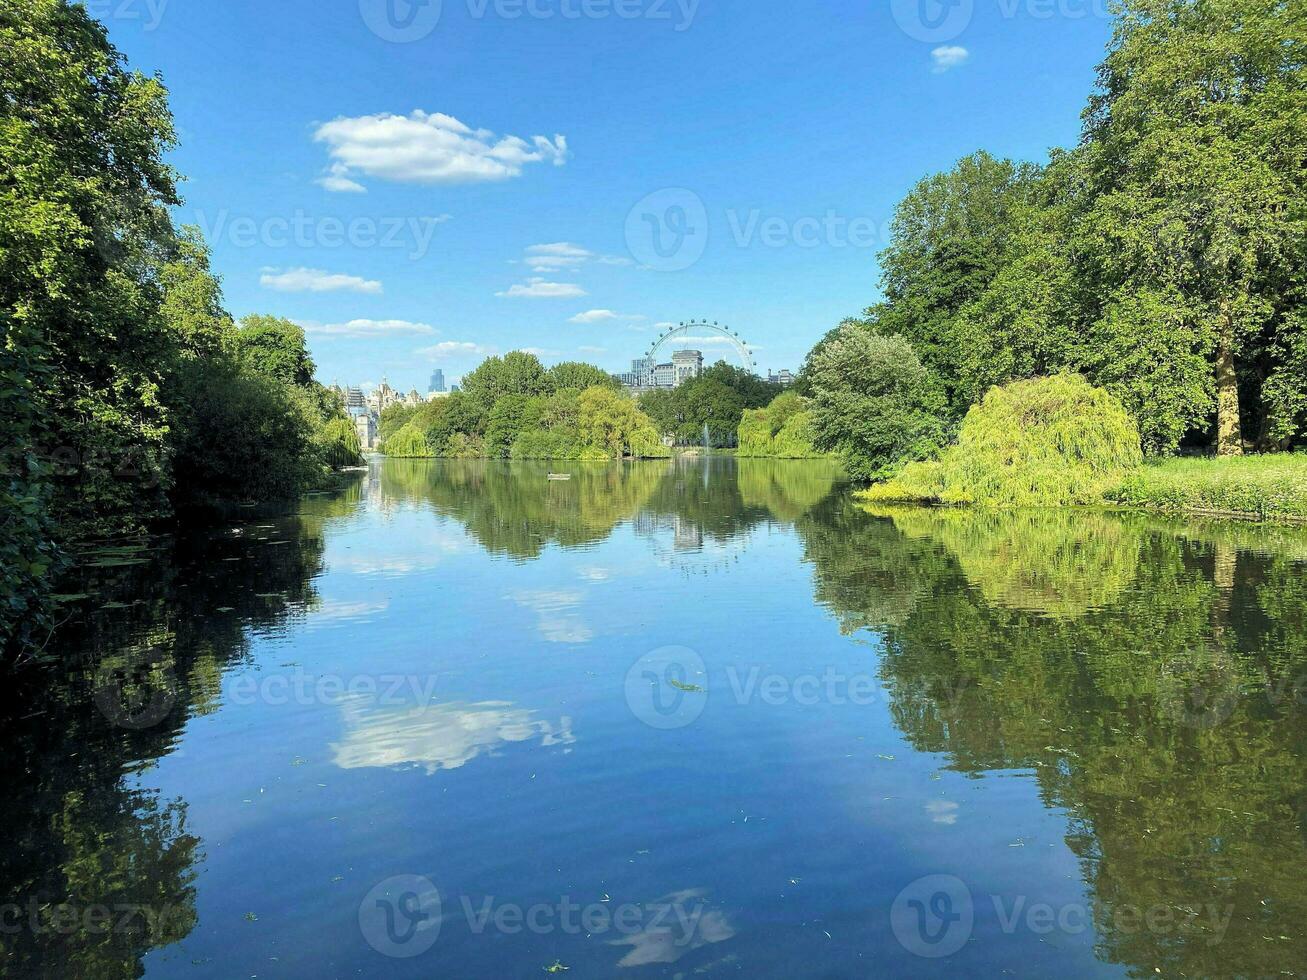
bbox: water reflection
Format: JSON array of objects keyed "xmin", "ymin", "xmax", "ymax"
[
  {"xmin": 800, "ymin": 502, "xmax": 1307, "ymax": 976},
  {"xmin": 332, "ymin": 697, "xmax": 575, "ymax": 774},
  {"xmin": 6, "ymin": 460, "xmax": 1307, "ymax": 977},
  {"xmin": 0, "ymin": 506, "xmax": 333, "ymax": 976}
]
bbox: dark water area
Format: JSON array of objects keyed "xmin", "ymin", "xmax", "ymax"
[{"xmin": 4, "ymin": 457, "xmax": 1307, "ymax": 978}]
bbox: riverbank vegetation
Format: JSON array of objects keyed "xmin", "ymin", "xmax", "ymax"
[
  {"xmin": 811, "ymin": 0, "xmax": 1305, "ymax": 514},
  {"xmin": 1, "ymin": 2, "xmax": 360, "ymax": 658},
  {"xmin": 863, "ymin": 375, "xmax": 1144, "ymax": 507},
  {"xmin": 379, "ymin": 352, "xmax": 670, "ymax": 461},
  {"xmin": 640, "ymin": 363, "xmax": 782, "ymax": 449},
  {"xmin": 737, "ymin": 392, "xmax": 826, "ymax": 458},
  {"xmin": 1108, "ymin": 455, "xmax": 1307, "ymax": 520}
]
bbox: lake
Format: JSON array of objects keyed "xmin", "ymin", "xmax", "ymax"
[{"xmin": 4, "ymin": 457, "xmax": 1306, "ymax": 978}]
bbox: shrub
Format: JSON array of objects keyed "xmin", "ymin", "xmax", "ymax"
[
  {"xmin": 863, "ymin": 374, "xmax": 1143, "ymax": 507},
  {"xmin": 807, "ymin": 326, "xmax": 951, "ymax": 480},
  {"xmin": 384, "ymin": 422, "xmax": 433, "ymax": 458},
  {"xmin": 317, "ymin": 416, "xmax": 363, "ymax": 468},
  {"xmin": 738, "ymin": 393, "xmax": 826, "ymax": 458}
]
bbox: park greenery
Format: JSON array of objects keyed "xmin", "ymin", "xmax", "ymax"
[
  {"xmin": 379, "ymin": 352, "xmax": 670, "ymax": 461},
  {"xmin": 1, "ymin": 1, "xmax": 359, "ymax": 658},
  {"xmin": 795, "ymin": 0, "xmax": 1306, "ymax": 513},
  {"xmin": 737, "ymin": 392, "xmax": 826, "ymax": 458},
  {"xmin": 640, "ymin": 363, "xmax": 782, "ymax": 448}
]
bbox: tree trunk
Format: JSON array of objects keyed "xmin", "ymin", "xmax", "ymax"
[{"xmin": 1214, "ymin": 312, "xmax": 1243, "ymax": 456}]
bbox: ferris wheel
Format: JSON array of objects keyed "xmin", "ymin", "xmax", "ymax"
[{"xmin": 645, "ymin": 319, "xmax": 756, "ymax": 373}]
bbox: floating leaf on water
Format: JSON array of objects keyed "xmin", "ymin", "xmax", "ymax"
[
  {"xmin": 668, "ymin": 678, "xmax": 704, "ymax": 693},
  {"xmin": 51, "ymin": 593, "xmax": 92, "ymax": 603},
  {"xmin": 543, "ymin": 961, "xmax": 569, "ymax": 974}
]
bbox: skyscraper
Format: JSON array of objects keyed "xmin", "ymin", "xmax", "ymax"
[{"xmin": 429, "ymin": 369, "xmax": 446, "ymax": 394}]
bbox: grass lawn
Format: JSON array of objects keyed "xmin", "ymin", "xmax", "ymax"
[{"xmin": 1107, "ymin": 454, "xmax": 1307, "ymax": 520}]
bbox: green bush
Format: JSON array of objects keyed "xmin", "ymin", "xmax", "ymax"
[
  {"xmin": 317, "ymin": 416, "xmax": 363, "ymax": 469},
  {"xmin": 738, "ymin": 392, "xmax": 826, "ymax": 458},
  {"xmin": 807, "ymin": 326, "xmax": 952, "ymax": 480},
  {"xmin": 1108, "ymin": 455, "xmax": 1307, "ymax": 520},
  {"xmin": 864, "ymin": 374, "xmax": 1143, "ymax": 507},
  {"xmin": 383, "ymin": 421, "xmax": 433, "ymax": 458}
]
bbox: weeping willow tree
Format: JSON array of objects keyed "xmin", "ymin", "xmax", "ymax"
[{"xmin": 865, "ymin": 374, "xmax": 1143, "ymax": 507}]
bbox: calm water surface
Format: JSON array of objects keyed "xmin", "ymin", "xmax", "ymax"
[{"xmin": 5, "ymin": 458, "xmax": 1307, "ymax": 978}]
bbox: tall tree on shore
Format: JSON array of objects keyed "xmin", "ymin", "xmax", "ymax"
[{"xmin": 1078, "ymin": 0, "xmax": 1307, "ymax": 454}]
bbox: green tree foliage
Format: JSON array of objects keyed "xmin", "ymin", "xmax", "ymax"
[
  {"xmin": 0, "ymin": 3, "xmax": 359, "ymax": 656},
  {"xmin": 843, "ymin": 0, "xmax": 1306, "ymax": 456},
  {"xmin": 865, "ymin": 374, "xmax": 1144, "ymax": 507},
  {"xmin": 639, "ymin": 361, "xmax": 782, "ymax": 447},
  {"xmin": 575, "ymin": 387, "xmax": 671, "ymax": 459},
  {"xmin": 547, "ymin": 361, "xmax": 619, "ymax": 392},
  {"xmin": 378, "ymin": 403, "xmax": 419, "ymax": 445},
  {"xmin": 806, "ymin": 326, "xmax": 951, "ymax": 481},
  {"xmin": 384, "ymin": 422, "xmax": 433, "ymax": 458},
  {"xmin": 460, "ymin": 351, "xmax": 551, "ymax": 416},
  {"xmin": 738, "ymin": 392, "xmax": 826, "ymax": 458},
  {"xmin": 233, "ymin": 315, "xmax": 316, "ymax": 389},
  {"xmin": 484, "ymin": 394, "xmax": 542, "ymax": 458}
]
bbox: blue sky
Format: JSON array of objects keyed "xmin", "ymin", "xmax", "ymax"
[{"xmin": 101, "ymin": 0, "xmax": 1115, "ymax": 390}]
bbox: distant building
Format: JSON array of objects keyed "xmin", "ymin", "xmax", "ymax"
[
  {"xmin": 768, "ymin": 369, "xmax": 795, "ymax": 387},
  {"xmin": 429, "ymin": 369, "xmax": 446, "ymax": 394},
  {"xmin": 355, "ymin": 413, "xmax": 378, "ymax": 451},
  {"xmin": 652, "ymin": 362, "xmax": 676, "ymax": 387},
  {"xmin": 405, "ymin": 388, "xmax": 422, "ymax": 406},
  {"xmin": 427, "ymin": 390, "xmax": 451, "ymax": 401},
  {"xmin": 345, "ymin": 387, "xmax": 368, "ymax": 417},
  {"xmin": 672, "ymin": 349, "xmax": 703, "ymax": 385}
]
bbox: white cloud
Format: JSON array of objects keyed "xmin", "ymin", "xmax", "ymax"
[
  {"xmin": 524, "ymin": 242, "xmax": 592, "ymax": 272},
  {"xmin": 567, "ymin": 309, "xmax": 646, "ymax": 325},
  {"xmin": 497, "ymin": 277, "xmax": 587, "ymax": 299},
  {"xmin": 931, "ymin": 45, "xmax": 969, "ymax": 73},
  {"xmin": 520, "ymin": 346, "xmax": 562, "ymax": 359},
  {"xmin": 261, "ymin": 267, "xmax": 382, "ymax": 295},
  {"xmin": 316, "ymin": 162, "xmax": 367, "ymax": 193},
  {"xmin": 300, "ymin": 318, "xmax": 436, "ymax": 337},
  {"xmin": 417, "ymin": 341, "xmax": 495, "ymax": 360},
  {"xmin": 578, "ymin": 345, "xmax": 607, "ymax": 355},
  {"xmin": 515, "ymin": 242, "xmax": 633, "ymax": 273},
  {"xmin": 313, "ymin": 110, "xmax": 568, "ymax": 190}
]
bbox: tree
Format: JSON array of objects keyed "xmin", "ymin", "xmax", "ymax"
[
  {"xmin": 867, "ymin": 151, "xmax": 1040, "ymax": 411},
  {"xmin": 1077, "ymin": 0, "xmax": 1307, "ymax": 454},
  {"xmin": 547, "ymin": 361, "xmax": 619, "ymax": 392},
  {"xmin": 577, "ymin": 388, "xmax": 671, "ymax": 459},
  {"xmin": 233, "ymin": 315, "xmax": 316, "ymax": 389},
  {"xmin": 484, "ymin": 394, "xmax": 541, "ymax": 458},
  {"xmin": 807, "ymin": 326, "xmax": 951, "ymax": 481},
  {"xmin": 461, "ymin": 352, "xmax": 550, "ymax": 415}
]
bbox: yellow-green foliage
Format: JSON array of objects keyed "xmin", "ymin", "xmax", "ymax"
[
  {"xmin": 863, "ymin": 374, "xmax": 1143, "ymax": 507},
  {"xmin": 1108, "ymin": 454, "xmax": 1307, "ymax": 520},
  {"xmin": 317, "ymin": 416, "xmax": 363, "ymax": 468},
  {"xmin": 384, "ymin": 422, "xmax": 432, "ymax": 458},
  {"xmin": 738, "ymin": 392, "xmax": 826, "ymax": 458},
  {"xmin": 865, "ymin": 505, "xmax": 1143, "ymax": 618}
]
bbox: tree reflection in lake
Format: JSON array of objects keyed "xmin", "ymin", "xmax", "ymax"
[
  {"xmin": 799, "ymin": 500, "xmax": 1307, "ymax": 976},
  {"xmin": 0, "ymin": 498, "xmax": 339, "ymax": 977},
  {"xmin": 5, "ymin": 461, "xmax": 1307, "ymax": 977}
]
